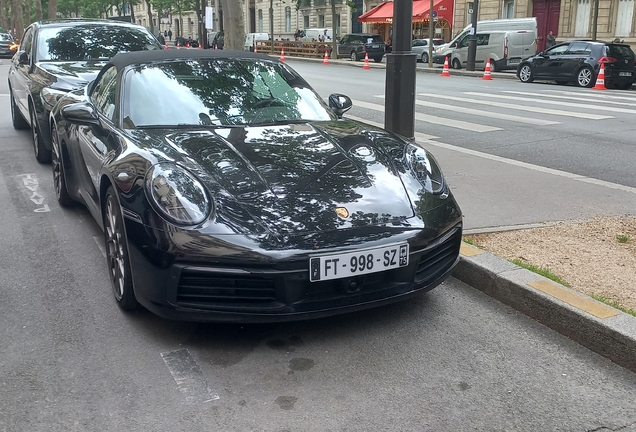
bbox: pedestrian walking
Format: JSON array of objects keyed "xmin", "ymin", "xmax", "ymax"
[
  {"xmin": 168, "ymin": 29, "xmax": 172, "ymax": 42},
  {"xmin": 546, "ymin": 30, "xmax": 556, "ymax": 48}
]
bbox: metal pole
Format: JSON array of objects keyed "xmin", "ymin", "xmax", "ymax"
[
  {"xmin": 269, "ymin": 0, "xmax": 274, "ymax": 53},
  {"xmin": 592, "ymin": 0, "xmax": 599, "ymax": 40},
  {"xmin": 428, "ymin": 0, "xmax": 434, "ymax": 67},
  {"xmin": 385, "ymin": 0, "xmax": 417, "ymax": 140},
  {"xmin": 466, "ymin": 0, "xmax": 479, "ymax": 71}
]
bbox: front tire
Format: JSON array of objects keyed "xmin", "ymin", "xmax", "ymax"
[
  {"xmin": 451, "ymin": 58, "xmax": 461, "ymax": 69},
  {"xmin": 577, "ymin": 66, "xmax": 595, "ymax": 88},
  {"xmin": 30, "ymin": 107, "xmax": 51, "ymax": 163},
  {"xmin": 373, "ymin": 56, "xmax": 383, "ymax": 63},
  {"xmin": 10, "ymin": 88, "xmax": 28, "ymax": 130},
  {"xmin": 51, "ymin": 126, "xmax": 74, "ymax": 207},
  {"xmin": 518, "ymin": 64, "xmax": 534, "ymax": 83},
  {"xmin": 421, "ymin": 52, "xmax": 429, "ymax": 63},
  {"xmin": 350, "ymin": 51, "xmax": 358, "ymax": 61},
  {"xmin": 104, "ymin": 186, "xmax": 138, "ymax": 310}
]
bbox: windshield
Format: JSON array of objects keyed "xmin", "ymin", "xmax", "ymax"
[
  {"xmin": 124, "ymin": 58, "xmax": 335, "ymax": 128},
  {"xmin": 0, "ymin": 33, "xmax": 13, "ymax": 41},
  {"xmin": 37, "ymin": 24, "xmax": 161, "ymax": 61}
]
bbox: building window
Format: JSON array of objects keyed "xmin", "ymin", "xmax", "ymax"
[
  {"xmin": 335, "ymin": 14, "xmax": 341, "ymax": 36},
  {"xmin": 503, "ymin": 0, "xmax": 514, "ymax": 18},
  {"xmin": 285, "ymin": 7, "xmax": 292, "ymax": 32},
  {"xmin": 318, "ymin": 14, "xmax": 325, "ymax": 27},
  {"xmin": 258, "ymin": 9, "xmax": 264, "ymax": 32},
  {"xmin": 303, "ymin": 15, "xmax": 310, "ymax": 28}
]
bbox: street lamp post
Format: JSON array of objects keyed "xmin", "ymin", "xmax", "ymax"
[{"xmin": 466, "ymin": 0, "xmax": 479, "ymax": 71}]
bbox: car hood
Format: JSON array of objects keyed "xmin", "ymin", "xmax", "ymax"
[
  {"xmin": 132, "ymin": 121, "xmax": 417, "ymax": 235},
  {"xmin": 37, "ymin": 61, "xmax": 106, "ymax": 88}
]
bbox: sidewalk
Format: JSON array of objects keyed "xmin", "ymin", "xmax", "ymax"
[{"xmin": 286, "ymin": 52, "xmax": 636, "ymax": 373}]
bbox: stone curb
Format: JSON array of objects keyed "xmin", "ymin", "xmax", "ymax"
[
  {"xmin": 281, "ymin": 54, "xmax": 520, "ymax": 80},
  {"xmin": 454, "ymin": 243, "xmax": 636, "ymax": 372}
]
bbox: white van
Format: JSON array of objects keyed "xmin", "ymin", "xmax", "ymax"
[
  {"xmin": 300, "ymin": 28, "xmax": 333, "ymax": 42},
  {"xmin": 433, "ymin": 18, "xmax": 537, "ymax": 70},
  {"xmin": 449, "ymin": 30, "xmax": 537, "ymax": 71},
  {"xmin": 244, "ymin": 33, "xmax": 270, "ymax": 51}
]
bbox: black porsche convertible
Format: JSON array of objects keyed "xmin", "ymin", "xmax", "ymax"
[{"xmin": 49, "ymin": 49, "xmax": 463, "ymax": 322}]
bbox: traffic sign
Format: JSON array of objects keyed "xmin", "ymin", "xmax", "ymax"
[{"xmin": 432, "ymin": 10, "xmax": 438, "ymax": 17}]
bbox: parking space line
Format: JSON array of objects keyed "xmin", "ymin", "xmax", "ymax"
[
  {"xmin": 345, "ymin": 114, "xmax": 440, "ymax": 141},
  {"xmin": 161, "ymin": 348, "xmax": 219, "ymax": 405}
]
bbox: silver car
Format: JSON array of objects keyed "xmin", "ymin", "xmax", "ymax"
[{"xmin": 412, "ymin": 38, "xmax": 446, "ymax": 63}]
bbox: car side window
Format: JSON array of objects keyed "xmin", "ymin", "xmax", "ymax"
[
  {"xmin": 545, "ymin": 44, "xmax": 570, "ymax": 56},
  {"xmin": 457, "ymin": 35, "xmax": 470, "ymax": 48},
  {"xmin": 567, "ymin": 42, "xmax": 591, "ymax": 55},
  {"xmin": 91, "ymin": 66, "xmax": 118, "ymax": 121},
  {"xmin": 476, "ymin": 34, "xmax": 490, "ymax": 46},
  {"xmin": 20, "ymin": 27, "xmax": 34, "ymax": 57}
]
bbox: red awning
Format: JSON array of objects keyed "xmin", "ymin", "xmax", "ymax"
[
  {"xmin": 358, "ymin": 0, "xmax": 454, "ymax": 24},
  {"xmin": 358, "ymin": 2, "xmax": 395, "ymax": 24}
]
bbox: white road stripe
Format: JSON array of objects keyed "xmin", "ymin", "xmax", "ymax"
[
  {"xmin": 418, "ymin": 92, "xmax": 613, "ymax": 120},
  {"xmin": 352, "ymin": 99, "xmax": 502, "ymax": 133},
  {"xmin": 417, "ymin": 136, "xmax": 636, "ymax": 195},
  {"xmin": 345, "ymin": 114, "xmax": 440, "ymax": 140},
  {"xmin": 465, "ymin": 91, "xmax": 636, "ymax": 115},
  {"xmin": 545, "ymin": 89, "xmax": 636, "ymax": 101},
  {"xmin": 161, "ymin": 349, "xmax": 219, "ymax": 405},
  {"xmin": 375, "ymin": 94, "xmax": 558, "ymax": 125},
  {"xmin": 503, "ymin": 90, "xmax": 636, "ymax": 107}
]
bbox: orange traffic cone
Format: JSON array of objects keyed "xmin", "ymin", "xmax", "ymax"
[
  {"xmin": 482, "ymin": 58, "xmax": 493, "ymax": 80},
  {"xmin": 176, "ymin": 42, "xmax": 181, "ymax": 49},
  {"xmin": 363, "ymin": 52, "xmax": 371, "ymax": 70},
  {"xmin": 441, "ymin": 56, "xmax": 451, "ymax": 77},
  {"xmin": 198, "ymin": 43, "xmax": 202, "ymax": 50},
  {"xmin": 215, "ymin": 44, "xmax": 218, "ymax": 50},
  {"xmin": 164, "ymin": 42, "xmax": 168, "ymax": 50},
  {"xmin": 323, "ymin": 50, "xmax": 330, "ymax": 65},
  {"xmin": 593, "ymin": 63, "xmax": 607, "ymax": 90},
  {"xmin": 280, "ymin": 47, "xmax": 286, "ymax": 62},
  {"xmin": 186, "ymin": 41, "xmax": 190, "ymax": 48},
  {"xmin": 254, "ymin": 44, "xmax": 258, "ymax": 53}
]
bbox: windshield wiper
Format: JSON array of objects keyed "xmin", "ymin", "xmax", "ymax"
[
  {"xmin": 250, "ymin": 119, "xmax": 309, "ymax": 126},
  {"xmin": 136, "ymin": 124, "xmax": 245, "ymax": 129}
]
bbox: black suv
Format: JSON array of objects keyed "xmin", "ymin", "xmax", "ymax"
[
  {"xmin": 337, "ymin": 33, "xmax": 385, "ymax": 63},
  {"xmin": 8, "ymin": 19, "xmax": 162, "ymax": 163},
  {"xmin": 517, "ymin": 40, "xmax": 636, "ymax": 89}
]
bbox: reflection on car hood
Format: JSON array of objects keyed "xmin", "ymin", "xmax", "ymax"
[
  {"xmin": 133, "ymin": 120, "xmax": 417, "ymax": 235},
  {"xmin": 38, "ymin": 61, "xmax": 106, "ymax": 87}
]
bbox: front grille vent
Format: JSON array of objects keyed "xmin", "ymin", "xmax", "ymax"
[
  {"xmin": 415, "ymin": 229, "xmax": 462, "ymax": 284},
  {"xmin": 177, "ymin": 268, "xmax": 276, "ymax": 305}
]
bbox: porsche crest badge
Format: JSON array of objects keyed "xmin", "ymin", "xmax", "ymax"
[{"xmin": 335, "ymin": 207, "xmax": 349, "ymax": 219}]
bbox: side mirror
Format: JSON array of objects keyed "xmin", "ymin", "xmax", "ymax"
[
  {"xmin": 328, "ymin": 93, "xmax": 352, "ymax": 118},
  {"xmin": 18, "ymin": 51, "xmax": 29, "ymax": 65},
  {"xmin": 61, "ymin": 102, "xmax": 101, "ymax": 127}
]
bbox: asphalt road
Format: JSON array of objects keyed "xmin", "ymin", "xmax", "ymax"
[{"xmin": 1, "ymin": 60, "xmax": 636, "ymax": 431}]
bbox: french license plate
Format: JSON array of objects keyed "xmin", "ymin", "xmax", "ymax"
[
  {"xmin": 309, "ymin": 243, "xmax": 409, "ymax": 282},
  {"xmin": 619, "ymin": 71, "xmax": 632, "ymax": 77},
  {"xmin": 371, "ymin": 44, "xmax": 380, "ymax": 48},
  {"xmin": 508, "ymin": 59, "xmax": 520, "ymax": 64}
]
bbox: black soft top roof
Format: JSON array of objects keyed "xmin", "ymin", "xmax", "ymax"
[{"xmin": 108, "ymin": 49, "xmax": 277, "ymax": 70}]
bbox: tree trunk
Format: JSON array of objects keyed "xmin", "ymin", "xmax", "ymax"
[
  {"xmin": 145, "ymin": 0, "xmax": 153, "ymax": 33},
  {"xmin": 219, "ymin": 0, "xmax": 244, "ymax": 50},
  {"xmin": 331, "ymin": 0, "xmax": 337, "ymax": 57},
  {"xmin": 34, "ymin": 0, "xmax": 42, "ymax": 21},
  {"xmin": 24, "ymin": 0, "xmax": 30, "ymax": 27},
  {"xmin": 47, "ymin": 0, "xmax": 56, "ymax": 20},
  {"xmin": 12, "ymin": 0, "xmax": 23, "ymax": 37}
]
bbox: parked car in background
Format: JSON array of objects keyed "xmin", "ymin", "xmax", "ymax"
[
  {"xmin": 208, "ymin": 31, "xmax": 224, "ymax": 49},
  {"xmin": 7, "ymin": 19, "xmax": 162, "ymax": 163},
  {"xmin": 446, "ymin": 30, "xmax": 536, "ymax": 71},
  {"xmin": 434, "ymin": 17, "xmax": 537, "ymax": 68},
  {"xmin": 244, "ymin": 32, "xmax": 270, "ymax": 51},
  {"xmin": 0, "ymin": 32, "xmax": 18, "ymax": 58},
  {"xmin": 411, "ymin": 38, "xmax": 445, "ymax": 63},
  {"xmin": 174, "ymin": 36, "xmax": 198, "ymax": 47},
  {"xmin": 517, "ymin": 40, "xmax": 636, "ymax": 89},
  {"xmin": 337, "ymin": 33, "xmax": 385, "ymax": 62},
  {"xmin": 49, "ymin": 49, "xmax": 463, "ymax": 322}
]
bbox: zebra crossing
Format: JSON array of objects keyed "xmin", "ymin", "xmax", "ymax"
[{"xmin": 347, "ymin": 88, "xmax": 636, "ymax": 134}]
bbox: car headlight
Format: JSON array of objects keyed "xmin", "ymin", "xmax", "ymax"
[
  {"xmin": 41, "ymin": 87, "xmax": 71, "ymax": 110},
  {"xmin": 405, "ymin": 145, "xmax": 446, "ymax": 195},
  {"xmin": 144, "ymin": 162, "xmax": 212, "ymax": 226}
]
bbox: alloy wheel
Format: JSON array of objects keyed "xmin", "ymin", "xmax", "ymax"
[
  {"xmin": 105, "ymin": 195, "xmax": 126, "ymax": 301},
  {"xmin": 518, "ymin": 65, "xmax": 533, "ymax": 83},
  {"xmin": 577, "ymin": 67, "xmax": 594, "ymax": 87}
]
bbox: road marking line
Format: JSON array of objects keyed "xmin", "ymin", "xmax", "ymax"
[
  {"xmin": 528, "ymin": 280, "xmax": 620, "ymax": 319},
  {"xmin": 375, "ymin": 94, "xmax": 558, "ymax": 125},
  {"xmin": 418, "ymin": 93, "xmax": 613, "ymax": 120},
  {"xmin": 465, "ymin": 91, "xmax": 636, "ymax": 115},
  {"xmin": 416, "ymin": 137, "xmax": 636, "ymax": 195},
  {"xmin": 161, "ymin": 349, "xmax": 219, "ymax": 405},
  {"xmin": 345, "ymin": 114, "xmax": 440, "ymax": 140},
  {"xmin": 503, "ymin": 90, "xmax": 636, "ymax": 107},
  {"xmin": 545, "ymin": 89, "xmax": 636, "ymax": 101},
  {"xmin": 353, "ymin": 99, "xmax": 502, "ymax": 132}
]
